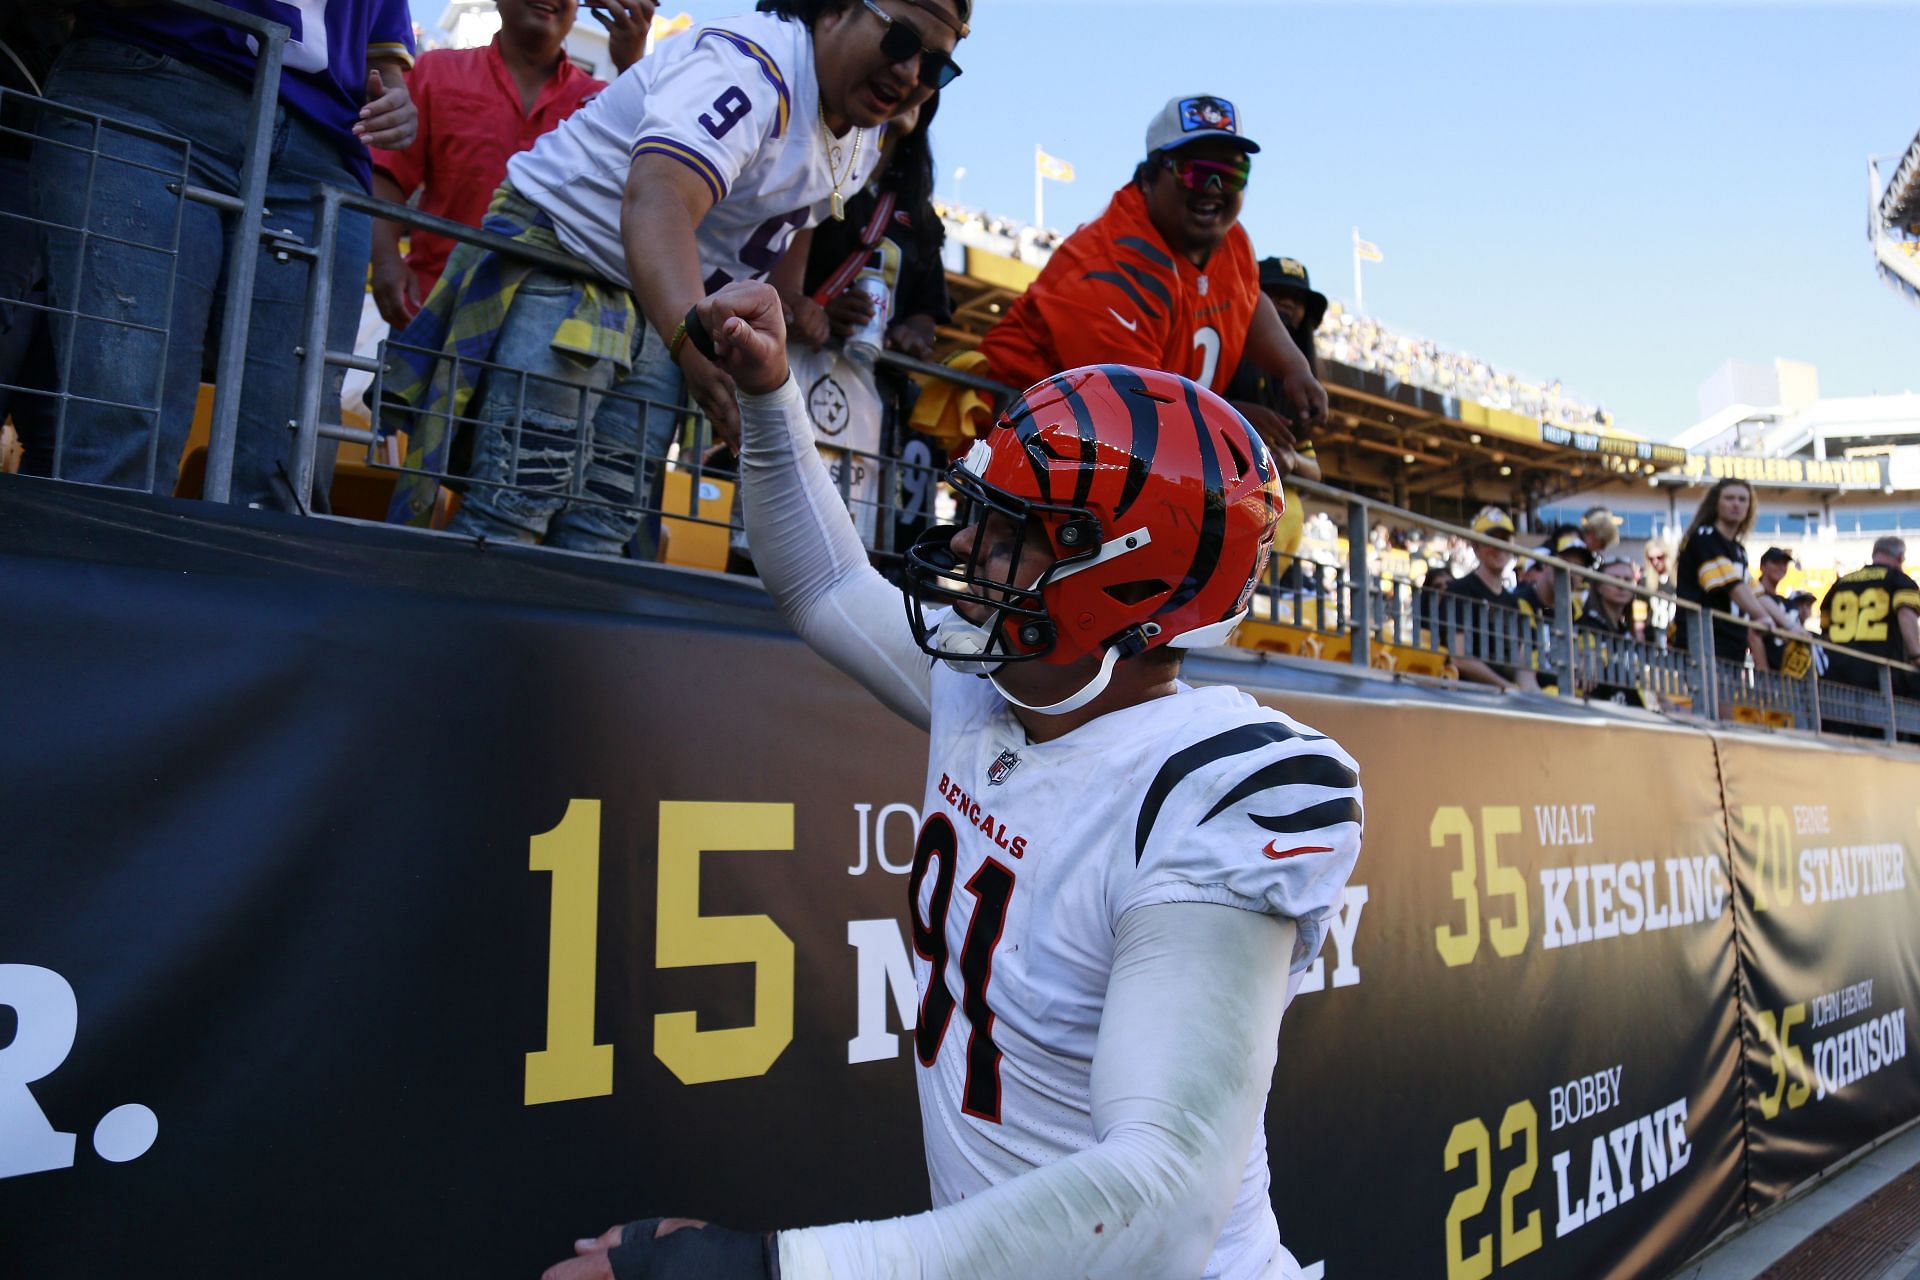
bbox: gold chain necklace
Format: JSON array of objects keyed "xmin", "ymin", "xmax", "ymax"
[{"xmin": 819, "ymin": 101, "xmax": 863, "ymax": 221}]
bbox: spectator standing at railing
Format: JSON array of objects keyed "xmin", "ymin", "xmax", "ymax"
[
  {"xmin": 367, "ymin": 0, "xmax": 653, "ymax": 328},
  {"xmin": 32, "ymin": 0, "xmax": 417, "ymax": 507},
  {"xmin": 1444, "ymin": 505, "xmax": 1521, "ymax": 691},
  {"xmin": 1819, "ymin": 537, "xmax": 1920, "ymax": 697},
  {"xmin": 789, "ymin": 89, "xmax": 952, "ymax": 554},
  {"xmin": 1667, "ymin": 478, "xmax": 1801, "ymax": 670},
  {"xmin": 1224, "ymin": 255, "xmax": 1325, "ymax": 586},
  {"xmin": 1580, "ymin": 506, "xmax": 1619, "ymax": 559},
  {"xmin": 385, "ymin": 0, "xmax": 967, "ymax": 554},
  {"xmin": 1642, "ymin": 537, "xmax": 1674, "ymax": 640},
  {"xmin": 0, "ymin": 4, "xmax": 73, "ymax": 476},
  {"xmin": 1754, "ymin": 545, "xmax": 1795, "ymax": 673},
  {"xmin": 976, "ymin": 95, "xmax": 1326, "ymax": 463},
  {"xmin": 1513, "ymin": 525, "xmax": 1590, "ymax": 694}
]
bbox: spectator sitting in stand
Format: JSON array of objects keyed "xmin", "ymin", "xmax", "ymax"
[
  {"xmin": 1786, "ymin": 589, "xmax": 1816, "ymax": 627},
  {"xmin": 1754, "ymin": 545, "xmax": 1795, "ymax": 673},
  {"xmin": 1514, "ymin": 524, "xmax": 1591, "ymax": 693},
  {"xmin": 368, "ymin": 0, "xmax": 653, "ymax": 329},
  {"xmin": 1444, "ymin": 505, "xmax": 1521, "ymax": 691},
  {"xmin": 1577, "ymin": 555, "xmax": 1644, "ymax": 705},
  {"xmin": 32, "ymin": 0, "xmax": 416, "ymax": 507}
]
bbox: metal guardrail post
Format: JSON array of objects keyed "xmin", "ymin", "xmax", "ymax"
[
  {"xmin": 1807, "ymin": 644, "xmax": 1823, "ymax": 733},
  {"xmin": 1553, "ymin": 564, "xmax": 1576, "ymax": 697},
  {"xmin": 1688, "ymin": 608, "xmax": 1718, "ymax": 720},
  {"xmin": 1346, "ymin": 498, "xmax": 1370, "ymax": 669},
  {"xmin": 1881, "ymin": 664, "xmax": 1898, "ymax": 744},
  {"xmin": 176, "ymin": 0, "xmax": 290, "ymax": 505},
  {"xmin": 289, "ymin": 188, "xmax": 342, "ymax": 508}
]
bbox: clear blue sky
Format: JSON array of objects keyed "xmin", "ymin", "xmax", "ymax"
[{"xmin": 410, "ymin": 1, "xmax": 1920, "ymax": 439}]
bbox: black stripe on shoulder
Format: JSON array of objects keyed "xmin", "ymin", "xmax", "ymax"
[
  {"xmin": 1135, "ymin": 721, "xmax": 1319, "ymax": 864},
  {"xmin": 1116, "ymin": 235, "xmax": 1175, "ymax": 270},
  {"xmin": 1083, "ymin": 271, "xmax": 1161, "ymax": 321},
  {"xmin": 1250, "ymin": 796, "xmax": 1363, "ymax": 836},
  {"xmin": 1119, "ymin": 261, "xmax": 1173, "ymax": 311},
  {"xmin": 1199, "ymin": 752, "xmax": 1358, "ymax": 826}
]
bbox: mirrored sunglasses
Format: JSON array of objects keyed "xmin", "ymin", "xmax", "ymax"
[
  {"xmin": 1167, "ymin": 154, "xmax": 1251, "ymax": 194},
  {"xmin": 861, "ymin": 0, "xmax": 963, "ymax": 89}
]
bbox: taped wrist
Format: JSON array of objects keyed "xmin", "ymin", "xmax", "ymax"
[{"xmin": 607, "ymin": 1219, "xmax": 777, "ymax": 1280}]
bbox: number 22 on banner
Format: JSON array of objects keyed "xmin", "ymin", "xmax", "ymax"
[
  {"xmin": 524, "ymin": 799, "xmax": 797, "ymax": 1105},
  {"xmin": 1443, "ymin": 1102, "xmax": 1542, "ymax": 1280}
]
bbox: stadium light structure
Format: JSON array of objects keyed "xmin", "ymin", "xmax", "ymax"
[{"xmin": 1868, "ymin": 130, "xmax": 1920, "ymax": 307}]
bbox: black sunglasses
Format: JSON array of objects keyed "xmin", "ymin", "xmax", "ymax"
[{"xmin": 859, "ymin": 0, "xmax": 963, "ymax": 89}]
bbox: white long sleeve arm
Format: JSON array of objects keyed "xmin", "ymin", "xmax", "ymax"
[
  {"xmin": 778, "ymin": 902, "xmax": 1297, "ymax": 1280},
  {"xmin": 738, "ymin": 377, "xmax": 933, "ymax": 730}
]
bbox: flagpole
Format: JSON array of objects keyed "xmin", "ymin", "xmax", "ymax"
[
  {"xmin": 1035, "ymin": 143, "xmax": 1044, "ymax": 230},
  {"xmin": 1352, "ymin": 226, "xmax": 1363, "ymax": 314}
]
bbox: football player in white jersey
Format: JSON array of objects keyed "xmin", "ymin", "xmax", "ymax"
[
  {"xmin": 542, "ymin": 284, "xmax": 1361, "ymax": 1280},
  {"xmin": 426, "ymin": 0, "xmax": 967, "ymax": 552}
]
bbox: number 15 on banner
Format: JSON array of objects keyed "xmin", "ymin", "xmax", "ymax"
[{"xmin": 524, "ymin": 799, "xmax": 797, "ymax": 1105}]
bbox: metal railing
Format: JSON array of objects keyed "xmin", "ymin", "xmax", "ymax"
[
  {"xmin": 0, "ymin": 0, "xmax": 286, "ymax": 498},
  {"xmin": 3, "ymin": 5, "xmax": 1916, "ymax": 748}
]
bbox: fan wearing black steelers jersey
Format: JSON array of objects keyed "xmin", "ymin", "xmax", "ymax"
[
  {"xmin": 1668, "ymin": 477, "xmax": 1802, "ymax": 668},
  {"xmin": 1820, "ymin": 537, "xmax": 1920, "ymax": 696},
  {"xmin": 543, "ymin": 281, "xmax": 1361, "ymax": 1280}
]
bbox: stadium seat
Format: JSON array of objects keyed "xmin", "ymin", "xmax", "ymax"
[
  {"xmin": 1369, "ymin": 640, "xmax": 1457, "ymax": 680},
  {"xmin": 657, "ymin": 468, "xmax": 734, "ymax": 572}
]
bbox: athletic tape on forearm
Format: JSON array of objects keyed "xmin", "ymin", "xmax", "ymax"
[{"xmin": 738, "ymin": 377, "xmax": 932, "ymax": 728}]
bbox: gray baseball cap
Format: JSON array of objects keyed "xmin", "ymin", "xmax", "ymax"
[{"xmin": 1144, "ymin": 94, "xmax": 1260, "ymax": 156}]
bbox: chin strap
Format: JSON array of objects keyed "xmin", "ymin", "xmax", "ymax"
[{"xmin": 989, "ymin": 643, "xmax": 1124, "ymax": 716}]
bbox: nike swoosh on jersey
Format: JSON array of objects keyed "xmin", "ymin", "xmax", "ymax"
[
  {"xmin": 1264, "ymin": 841, "xmax": 1334, "ymax": 860},
  {"xmin": 1106, "ymin": 307, "xmax": 1140, "ymax": 332}
]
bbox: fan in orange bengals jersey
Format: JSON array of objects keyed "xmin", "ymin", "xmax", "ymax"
[
  {"xmin": 978, "ymin": 94, "xmax": 1327, "ymax": 459},
  {"xmin": 541, "ymin": 280, "xmax": 1361, "ymax": 1280}
]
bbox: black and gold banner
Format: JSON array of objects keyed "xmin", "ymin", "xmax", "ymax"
[
  {"xmin": 0, "ymin": 485, "xmax": 1914, "ymax": 1277},
  {"xmin": 1718, "ymin": 735, "xmax": 1920, "ymax": 1211}
]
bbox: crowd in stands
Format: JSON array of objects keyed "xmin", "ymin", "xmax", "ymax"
[
  {"xmin": 1316, "ymin": 308, "xmax": 1612, "ymax": 430},
  {"xmin": 930, "ymin": 199, "xmax": 1064, "ymax": 266},
  {"xmin": 2, "ymin": 1, "xmax": 1914, "ymax": 728}
]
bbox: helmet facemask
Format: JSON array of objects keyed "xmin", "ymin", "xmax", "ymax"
[{"xmin": 903, "ymin": 452, "xmax": 1103, "ymax": 672}]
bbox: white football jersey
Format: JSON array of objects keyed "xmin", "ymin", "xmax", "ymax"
[
  {"xmin": 506, "ymin": 12, "xmax": 880, "ymax": 292},
  {"xmin": 910, "ymin": 665, "xmax": 1363, "ymax": 1280}
]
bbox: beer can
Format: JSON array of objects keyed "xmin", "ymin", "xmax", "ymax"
[{"xmin": 845, "ymin": 271, "xmax": 892, "ymax": 365}]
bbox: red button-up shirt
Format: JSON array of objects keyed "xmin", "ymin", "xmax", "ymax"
[{"xmin": 371, "ymin": 38, "xmax": 605, "ymax": 291}]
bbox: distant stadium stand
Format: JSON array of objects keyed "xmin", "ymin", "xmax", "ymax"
[{"xmin": 1870, "ymin": 125, "xmax": 1920, "ymax": 305}]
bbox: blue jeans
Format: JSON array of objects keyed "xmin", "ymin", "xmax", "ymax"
[
  {"xmin": 445, "ymin": 268, "xmax": 684, "ymax": 555},
  {"xmin": 31, "ymin": 38, "xmax": 369, "ymax": 507},
  {"xmin": 0, "ymin": 152, "xmax": 57, "ymax": 474}
]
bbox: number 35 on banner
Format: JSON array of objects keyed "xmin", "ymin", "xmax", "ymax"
[{"xmin": 525, "ymin": 798, "xmax": 797, "ymax": 1105}]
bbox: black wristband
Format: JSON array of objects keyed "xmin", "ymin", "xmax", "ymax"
[
  {"xmin": 681, "ymin": 304, "xmax": 719, "ymax": 362},
  {"xmin": 607, "ymin": 1218, "xmax": 774, "ymax": 1280}
]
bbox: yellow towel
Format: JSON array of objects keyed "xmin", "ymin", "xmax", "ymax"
[{"xmin": 909, "ymin": 349, "xmax": 999, "ymax": 450}]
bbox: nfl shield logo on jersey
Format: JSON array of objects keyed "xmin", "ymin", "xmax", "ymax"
[{"xmin": 987, "ymin": 748, "xmax": 1021, "ymax": 786}]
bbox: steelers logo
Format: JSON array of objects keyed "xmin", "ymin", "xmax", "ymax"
[{"xmin": 808, "ymin": 373, "xmax": 851, "ymax": 437}]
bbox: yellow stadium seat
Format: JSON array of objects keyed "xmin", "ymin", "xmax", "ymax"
[
  {"xmin": 1234, "ymin": 618, "xmax": 1345, "ymax": 662},
  {"xmin": 658, "ymin": 468, "xmax": 734, "ymax": 572},
  {"xmin": 1370, "ymin": 641, "xmax": 1457, "ymax": 681}
]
